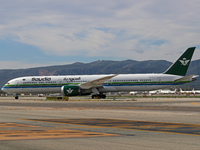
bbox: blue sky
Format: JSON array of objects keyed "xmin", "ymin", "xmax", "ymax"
[{"xmin": 0, "ymin": 0, "xmax": 200, "ymax": 69}]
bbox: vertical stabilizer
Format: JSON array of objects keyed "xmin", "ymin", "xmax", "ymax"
[{"xmin": 164, "ymin": 47, "xmax": 195, "ymax": 76}]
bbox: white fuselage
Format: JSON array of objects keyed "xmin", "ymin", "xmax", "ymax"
[{"xmin": 2, "ymin": 74, "xmax": 184, "ymax": 94}]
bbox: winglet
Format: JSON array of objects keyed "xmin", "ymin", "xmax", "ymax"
[{"xmin": 164, "ymin": 47, "xmax": 195, "ymax": 76}]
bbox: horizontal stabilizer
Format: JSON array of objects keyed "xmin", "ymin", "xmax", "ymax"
[{"xmin": 174, "ymin": 74, "xmax": 199, "ymax": 82}]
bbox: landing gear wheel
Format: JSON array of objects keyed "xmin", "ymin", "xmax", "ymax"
[
  {"xmin": 15, "ymin": 96, "xmax": 19, "ymax": 99},
  {"xmin": 91, "ymin": 94, "xmax": 106, "ymax": 99},
  {"xmin": 101, "ymin": 94, "xmax": 106, "ymax": 99}
]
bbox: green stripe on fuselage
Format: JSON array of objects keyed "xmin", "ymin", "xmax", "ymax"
[{"xmin": 4, "ymin": 80, "xmax": 191, "ymax": 88}]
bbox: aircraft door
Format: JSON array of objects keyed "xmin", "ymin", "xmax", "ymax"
[{"xmin": 16, "ymin": 80, "xmax": 20, "ymax": 86}]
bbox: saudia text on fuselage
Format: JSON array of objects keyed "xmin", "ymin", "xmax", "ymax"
[{"xmin": 32, "ymin": 77, "xmax": 51, "ymax": 81}]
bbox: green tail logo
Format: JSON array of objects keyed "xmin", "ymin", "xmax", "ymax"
[
  {"xmin": 164, "ymin": 47, "xmax": 195, "ymax": 76},
  {"xmin": 179, "ymin": 58, "xmax": 190, "ymax": 66}
]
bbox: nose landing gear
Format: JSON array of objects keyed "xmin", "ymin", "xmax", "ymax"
[{"xmin": 14, "ymin": 94, "xmax": 19, "ymax": 99}]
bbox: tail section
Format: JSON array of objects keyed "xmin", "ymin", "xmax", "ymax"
[{"xmin": 164, "ymin": 47, "xmax": 195, "ymax": 76}]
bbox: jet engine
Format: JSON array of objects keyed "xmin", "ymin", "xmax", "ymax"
[{"xmin": 61, "ymin": 85, "xmax": 91, "ymax": 96}]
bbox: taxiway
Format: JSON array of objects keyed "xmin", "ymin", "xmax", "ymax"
[{"xmin": 0, "ymin": 97, "xmax": 199, "ymax": 150}]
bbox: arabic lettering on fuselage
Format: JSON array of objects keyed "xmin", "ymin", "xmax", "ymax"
[{"xmin": 63, "ymin": 77, "xmax": 81, "ymax": 81}]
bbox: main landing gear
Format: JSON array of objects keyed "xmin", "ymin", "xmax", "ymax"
[{"xmin": 91, "ymin": 94, "xmax": 106, "ymax": 99}]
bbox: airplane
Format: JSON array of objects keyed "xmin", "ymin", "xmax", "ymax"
[
  {"xmin": 192, "ymin": 88, "xmax": 200, "ymax": 94},
  {"xmin": 1, "ymin": 47, "xmax": 198, "ymax": 99},
  {"xmin": 180, "ymin": 88, "xmax": 200, "ymax": 94},
  {"xmin": 158, "ymin": 89, "xmax": 177, "ymax": 94},
  {"xmin": 148, "ymin": 90, "xmax": 159, "ymax": 95},
  {"xmin": 148, "ymin": 89, "xmax": 177, "ymax": 95},
  {"xmin": 129, "ymin": 91, "xmax": 138, "ymax": 95},
  {"xmin": 180, "ymin": 88, "xmax": 193, "ymax": 94}
]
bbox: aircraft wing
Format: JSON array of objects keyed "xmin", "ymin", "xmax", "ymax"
[
  {"xmin": 79, "ymin": 74, "xmax": 118, "ymax": 89},
  {"xmin": 174, "ymin": 74, "xmax": 199, "ymax": 82}
]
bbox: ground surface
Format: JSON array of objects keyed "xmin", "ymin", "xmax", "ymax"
[{"xmin": 0, "ymin": 96, "xmax": 199, "ymax": 150}]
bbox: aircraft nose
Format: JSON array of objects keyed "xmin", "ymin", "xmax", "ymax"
[
  {"xmin": 1, "ymin": 81, "xmax": 12, "ymax": 93},
  {"xmin": 1, "ymin": 84, "xmax": 8, "ymax": 93},
  {"xmin": 1, "ymin": 86, "xmax": 6, "ymax": 92}
]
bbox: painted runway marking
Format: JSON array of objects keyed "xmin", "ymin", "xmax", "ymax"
[
  {"xmin": 0, "ymin": 122, "xmax": 119, "ymax": 141},
  {"xmin": 0, "ymin": 122, "xmax": 37, "ymax": 128},
  {"xmin": 29, "ymin": 119, "xmax": 200, "ymax": 136},
  {"xmin": 191, "ymin": 102, "xmax": 200, "ymax": 105},
  {"xmin": 0, "ymin": 129, "xmax": 118, "ymax": 141}
]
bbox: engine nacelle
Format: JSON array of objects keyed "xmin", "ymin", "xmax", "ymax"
[{"xmin": 61, "ymin": 85, "xmax": 80, "ymax": 96}]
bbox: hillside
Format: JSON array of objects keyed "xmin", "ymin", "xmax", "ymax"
[{"xmin": 0, "ymin": 59, "xmax": 199, "ymax": 89}]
